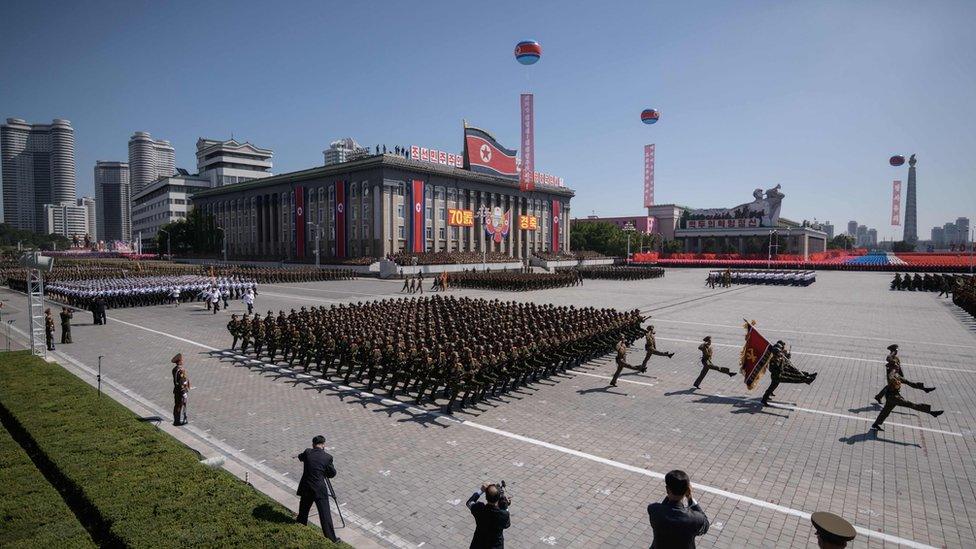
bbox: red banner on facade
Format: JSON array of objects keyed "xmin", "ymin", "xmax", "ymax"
[
  {"xmin": 740, "ymin": 322, "xmax": 773, "ymax": 390},
  {"xmin": 551, "ymin": 200, "xmax": 561, "ymax": 252},
  {"xmin": 891, "ymin": 180, "xmax": 902, "ymax": 226},
  {"xmin": 644, "ymin": 144, "xmax": 655, "ymax": 208},
  {"xmin": 411, "ymin": 179, "xmax": 426, "ymax": 253},
  {"xmin": 295, "ymin": 186, "xmax": 305, "ymax": 260},
  {"xmin": 334, "ymin": 181, "xmax": 346, "ymax": 258},
  {"xmin": 520, "ymin": 93, "xmax": 535, "ymax": 192}
]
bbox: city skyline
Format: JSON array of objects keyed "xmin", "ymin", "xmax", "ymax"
[{"xmin": 1, "ymin": 1, "xmax": 974, "ymax": 240}]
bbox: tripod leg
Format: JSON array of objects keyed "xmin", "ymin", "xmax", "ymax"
[{"xmin": 326, "ymin": 478, "xmax": 345, "ymax": 528}]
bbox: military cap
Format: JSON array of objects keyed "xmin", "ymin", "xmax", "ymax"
[
  {"xmin": 887, "ymin": 344, "xmax": 898, "ymax": 352},
  {"xmin": 171, "ymin": 353, "xmax": 183, "ymax": 364},
  {"xmin": 703, "ymin": 336, "xmax": 711, "ymax": 342},
  {"xmin": 811, "ymin": 511, "xmax": 856, "ymax": 545},
  {"xmin": 774, "ymin": 340, "xmax": 786, "ymax": 347}
]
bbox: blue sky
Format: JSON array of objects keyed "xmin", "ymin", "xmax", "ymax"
[{"xmin": 2, "ymin": 0, "xmax": 974, "ymax": 239}]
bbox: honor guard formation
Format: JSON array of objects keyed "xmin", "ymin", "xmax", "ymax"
[
  {"xmin": 445, "ymin": 271, "xmax": 582, "ymax": 292},
  {"xmin": 41, "ymin": 275, "xmax": 257, "ymax": 310},
  {"xmin": 706, "ymin": 269, "xmax": 815, "ymax": 287},
  {"xmin": 561, "ymin": 265, "xmax": 666, "ymax": 281},
  {"xmin": 226, "ymin": 295, "xmax": 646, "ymax": 413}
]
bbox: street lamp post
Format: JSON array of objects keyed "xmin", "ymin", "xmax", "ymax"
[
  {"xmin": 215, "ymin": 226, "xmax": 226, "ymax": 262},
  {"xmin": 307, "ymin": 222, "xmax": 321, "ymax": 268},
  {"xmin": 767, "ymin": 229, "xmax": 778, "ymax": 269},
  {"xmin": 477, "ymin": 205, "xmax": 490, "ymax": 271},
  {"xmin": 623, "ymin": 221, "xmax": 636, "ymax": 264},
  {"xmin": 158, "ymin": 228, "xmax": 170, "ymax": 260}
]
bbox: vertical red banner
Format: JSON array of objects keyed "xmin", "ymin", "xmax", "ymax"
[
  {"xmin": 520, "ymin": 93, "xmax": 535, "ymax": 192},
  {"xmin": 891, "ymin": 180, "xmax": 902, "ymax": 226},
  {"xmin": 551, "ymin": 200, "xmax": 561, "ymax": 252},
  {"xmin": 411, "ymin": 179, "xmax": 425, "ymax": 253},
  {"xmin": 295, "ymin": 185, "xmax": 305, "ymax": 260},
  {"xmin": 644, "ymin": 144, "xmax": 655, "ymax": 208},
  {"xmin": 334, "ymin": 181, "xmax": 346, "ymax": 258}
]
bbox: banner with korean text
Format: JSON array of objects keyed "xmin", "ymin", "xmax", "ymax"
[
  {"xmin": 644, "ymin": 144, "xmax": 655, "ymax": 208},
  {"xmin": 891, "ymin": 180, "xmax": 902, "ymax": 226},
  {"xmin": 520, "ymin": 93, "xmax": 535, "ymax": 192},
  {"xmin": 334, "ymin": 181, "xmax": 347, "ymax": 258},
  {"xmin": 411, "ymin": 179, "xmax": 426, "ymax": 253}
]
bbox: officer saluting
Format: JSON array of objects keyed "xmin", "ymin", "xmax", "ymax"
[{"xmin": 811, "ymin": 511, "xmax": 856, "ymax": 548}]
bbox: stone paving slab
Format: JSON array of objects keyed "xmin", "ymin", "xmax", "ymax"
[{"xmin": 2, "ymin": 269, "xmax": 974, "ymax": 548}]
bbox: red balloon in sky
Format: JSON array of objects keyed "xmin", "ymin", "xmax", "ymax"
[{"xmin": 889, "ymin": 155, "xmax": 905, "ymax": 166}]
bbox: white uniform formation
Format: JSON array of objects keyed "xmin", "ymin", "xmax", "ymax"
[
  {"xmin": 45, "ymin": 275, "xmax": 258, "ymax": 309},
  {"xmin": 713, "ymin": 270, "xmax": 816, "ymax": 286}
]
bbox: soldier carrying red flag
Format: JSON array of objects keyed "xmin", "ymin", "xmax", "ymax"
[{"xmin": 738, "ymin": 321, "xmax": 817, "ymax": 405}]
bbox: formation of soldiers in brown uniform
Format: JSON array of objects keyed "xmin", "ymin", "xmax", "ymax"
[
  {"xmin": 226, "ymin": 295, "xmax": 645, "ymax": 413},
  {"xmin": 446, "ymin": 271, "xmax": 580, "ymax": 292},
  {"xmin": 569, "ymin": 266, "xmax": 666, "ymax": 281},
  {"xmin": 890, "ymin": 272, "xmax": 971, "ymax": 294},
  {"xmin": 954, "ymin": 275, "xmax": 976, "ymax": 318}
]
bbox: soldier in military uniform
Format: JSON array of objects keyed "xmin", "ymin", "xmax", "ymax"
[
  {"xmin": 44, "ymin": 308, "xmax": 56, "ymax": 351},
  {"xmin": 59, "ymin": 306, "xmax": 73, "ymax": 344},
  {"xmin": 171, "ymin": 353, "xmax": 191, "ymax": 426},
  {"xmin": 761, "ymin": 341, "xmax": 817, "ymax": 405},
  {"xmin": 871, "ymin": 364, "xmax": 944, "ymax": 431},
  {"xmin": 692, "ymin": 336, "xmax": 736, "ymax": 388},
  {"xmin": 227, "ymin": 314, "xmax": 241, "ymax": 349},
  {"xmin": 639, "ymin": 325, "xmax": 675, "ymax": 369},
  {"xmin": 610, "ymin": 336, "xmax": 643, "ymax": 386},
  {"xmin": 873, "ymin": 344, "xmax": 935, "ymax": 403},
  {"xmin": 811, "ymin": 511, "xmax": 856, "ymax": 548}
]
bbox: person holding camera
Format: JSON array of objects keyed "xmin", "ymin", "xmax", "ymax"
[
  {"xmin": 647, "ymin": 470, "xmax": 710, "ymax": 548},
  {"xmin": 466, "ymin": 482, "xmax": 511, "ymax": 549},
  {"xmin": 295, "ymin": 435, "xmax": 339, "ymax": 543}
]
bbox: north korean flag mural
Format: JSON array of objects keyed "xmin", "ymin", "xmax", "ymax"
[
  {"xmin": 463, "ymin": 125, "xmax": 518, "ymax": 180},
  {"xmin": 551, "ymin": 200, "xmax": 561, "ymax": 252},
  {"xmin": 295, "ymin": 185, "xmax": 306, "ymax": 260},
  {"xmin": 334, "ymin": 181, "xmax": 347, "ymax": 258},
  {"xmin": 740, "ymin": 321, "xmax": 773, "ymax": 390},
  {"xmin": 410, "ymin": 179, "xmax": 426, "ymax": 253}
]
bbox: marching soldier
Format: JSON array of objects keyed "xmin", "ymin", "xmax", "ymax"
[
  {"xmin": 171, "ymin": 353, "xmax": 191, "ymax": 426},
  {"xmin": 873, "ymin": 344, "xmax": 935, "ymax": 403},
  {"xmin": 610, "ymin": 336, "xmax": 643, "ymax": 386},
  {"xmin": 239, "ymin": 314, "xmax": 252, "ymax": 353},
  {"xmin": 692, "ymin": 336, "xmax": 736, "ymax": 388},
  {"xmin": 871, "ymin": 364, "xmax": 944, "ymax": 431},
  {"xmin": 227, "ymin": 314, "xmax": 241, "ymax": 349},
  {"xmin": 761, "ymin": 341, "xmax": 817, "ymax": 405},
  {"xmin": 59, "ymin": 306, "xmax": 73, "ymax": 344},
  {"xmin": 640, "ymin": 325, "xmax": 675, "ymax": 369}
]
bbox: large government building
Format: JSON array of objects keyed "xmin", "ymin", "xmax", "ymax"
[{"xmin": 190, "ymin": 153, "xmax": 574, "ymax": 261}]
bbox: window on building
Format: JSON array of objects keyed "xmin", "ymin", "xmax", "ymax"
[
  {"xmin": 425, "ymin": 227, "xmax": 432, "ymax": 239},
  {"xmin": 398, "ymin": 225, "xmax": 405, "ymax": 238},
  {"xmin": 351, "ymin": 226, "xmax": 356, "ymax": 238},
  {"xmin": 451, "ymin": 227, "xmax": 459, "ymax": 239},
  {"xmin": 397, "ymin": 205, "xmax": 404, "ymax": 218},
  {"xmin": 436, "ymin": 187, "xmax": 445, "ymax": 201},
  {"xmin": 448, "ymin": 188, "xmax": 457, "ymax": 202},
  {"xmin": 438, "ymin": 227, "xmax": 445, "ymax": 239},
  {"xmin": 350, "ymin": 183, "xmax": 358, "ymax": 198},
  {"xmin": 439, "ymin": 208, "xmax": 445, "ymax": 221},
  {"xmin": 351, "ymin": 208, "xmax": 357, "ymax": 221}
]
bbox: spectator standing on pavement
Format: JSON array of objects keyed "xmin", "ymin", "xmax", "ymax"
[
  {"xmin": 44, "ymin": 308, "xmax": 56, "ymax": 351},
  {"xmin": 295, "ymin": 435, "xmax": 340, "ymax": 542},
  {"xmin": 171, "ymin": 353, "xmax": 190, "ymax": 425},
  {"xmin": 647, "ymin": 470, "xmax": 710, "ymax": 548}
]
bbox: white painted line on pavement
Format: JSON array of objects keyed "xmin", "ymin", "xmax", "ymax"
[
  {"xmin": 649, "ymin": 317, "xmax": 976, "ymax": 350},
  {"xmin": 30, "ymin": 314, "xmax": 941, "ymax": 548},
  {"xmin": 258, "ymin": 291, "xmax": 344, "ymax": 304},
  {"xmin": 275, "ymin": 286, "xmax": 399, "ymax": 297},
  {"xmin": 571, "ymin": 371, "xmax": 963, "ymax": 437}
]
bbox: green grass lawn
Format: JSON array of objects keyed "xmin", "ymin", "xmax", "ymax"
[
  {"xmin": 0, "ymin": 351, "xmax": 345, "ymax": 548},
  {"xmin": 0, "ymin": 422, "xmax": 95, "ymax": 548}
]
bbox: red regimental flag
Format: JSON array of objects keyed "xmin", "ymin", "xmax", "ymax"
[{"xmin": 740, "ymin": 321, "xmax": 773, "ymax": 390}]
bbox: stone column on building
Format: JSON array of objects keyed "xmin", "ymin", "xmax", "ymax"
[{"xmin": 563, "ymin": 204, "xmax": 571, "ymax": 253}]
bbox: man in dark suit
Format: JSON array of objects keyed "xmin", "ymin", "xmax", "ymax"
[
  {"xmin": 466, "ymin": 483, "xmax": 511, "ymax": 549},
  {"xmin": 296, "ymin": 435, "xmax": 339, "ymax": 542},
  {"xmin": 647, "ymin": 470, "xmax": 709, "ymax": 548}
]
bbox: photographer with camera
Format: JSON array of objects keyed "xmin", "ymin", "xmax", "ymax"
[
  {"xmin": 295, "ymin": 435, "xmax": 339, "ymax": 543},
  {"xmin": 465, "ymin": 481, "xmax": 511, "ymax": 549},
  {"xmin": 647, "ymin": 470, "xmax": 710, "ymax": 548}
]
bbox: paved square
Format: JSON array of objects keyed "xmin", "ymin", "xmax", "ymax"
[{"xmin": 4, "ymin": 269, "xmax": 974, "ymax": 548}]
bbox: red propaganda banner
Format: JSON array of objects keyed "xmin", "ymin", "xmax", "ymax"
[
  {"xmin": 891, "ymin": 180, "xmax": 902, "ymax": 226},
  {"xmin": 643, "ymin": 144, "xmax": 655, "ymax": 208},
  {"xmin": 740, "ymin": 321, "xmax": 773, "ymax": 390},
  {"xmin": 551, "ymin": 200, "xmax": 561, "ymax": 252},
  {"xmin": 334, "ymin": 181, "xmax": 347, "ymax": 258},
  {"xmin": 411, "ymin": 179, "xmax": 426, "ymax": 253},
  {"xmin": 647, "ymin": 216, "xmax": 656, "ymax": 234},
  {"xmin": 463, "ymin": 125, "xmax": 518, "ymax": 179},
  {"xmin": 295, "ymin": 185, "xmax": 305, "ymax": 260},
  {"xmin": 520, "ymin": 94, "xmax": 535, "ymax": 192},
  {"xmin": 409, "ymin": 145, "xmax": 464, "ymax": 168}
]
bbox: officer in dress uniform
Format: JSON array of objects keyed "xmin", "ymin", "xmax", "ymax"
[
  {"xmin": 171, "ymin": 353, "xmax": 191, "ymax": 426},
  {"xmin": 692, "ymin": 336, "xmax": 736, "ymax": 388}
]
